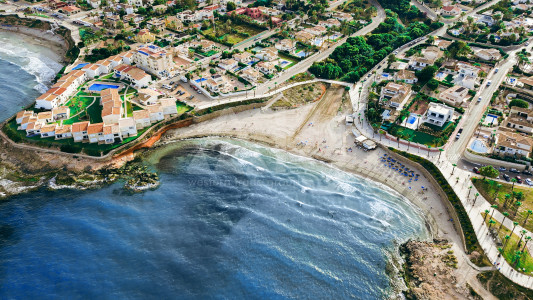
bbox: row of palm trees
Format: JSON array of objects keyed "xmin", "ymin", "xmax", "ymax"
[{"xmin": 484, "ymin": 203, "xmax": 533, "ymax": 269}]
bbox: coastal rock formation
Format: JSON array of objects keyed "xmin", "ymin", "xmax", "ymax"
[{"xmin": 402, "ymin": 240, "xmax": 478, "ymax": 300}]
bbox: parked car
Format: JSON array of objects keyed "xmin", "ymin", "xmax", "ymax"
[
  {"xmin": 499, "ymin": 167, "xmax": 507, "ymax": 171},
  {"xmin": 494, "ymin": 68, "xmax": 499, "ymax": 73},
  {"xmin": 526, "ymin": 178, "xmax": 533, "ymax": 186},
  {"xmin": 477, "ymin": 96, "xmax": 482, "ymax": 103},
  {"xmin": 523, "ymin": 170, "xmax": 533, "ymax": 175},
  {"xmin": 473, "ymin": 167, "xmax": 480, "ymax": 174},
  {"xmin": 503, "ymin": 174, "xmax": 511, "ymax": 181},
  {"xmin": 510, "ymin": 168, "xmax": 520, "ymax": 173},
  {"xmin": 456, "ymin": 128, "xmax": 463, "ymax": 140},
  {"xmin": 487, "ymin": 81, "xmax": 491, "ymax": 86},
  {"xmin": 169, "ymin": 81, "xmax": 175, "ymax": 85},
  {"xmin": 516, "ymin": 176, "xmax": 523, "ymax": 184}
]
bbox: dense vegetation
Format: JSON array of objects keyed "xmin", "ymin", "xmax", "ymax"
[{"xmin": 310, "ymin": 12, "xmax": 441, "ymax": 82}]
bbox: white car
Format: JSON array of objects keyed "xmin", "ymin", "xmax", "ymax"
[{"xmin": 526, "ymin": 178, "xmax": 533, "ymax": 186}]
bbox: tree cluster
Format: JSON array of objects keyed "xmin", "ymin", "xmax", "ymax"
[{"xmin": 309, "ymin": 16, "xmax": 433, "ymax": 82}]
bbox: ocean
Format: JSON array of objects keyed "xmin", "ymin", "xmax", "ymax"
[
  {"xmin": 0, "ymin": 30, "xmax": 63, "ymax": 122},
  {"xmin": 0, "ymin": 32, "xmax": 430, "ymax": 299}
]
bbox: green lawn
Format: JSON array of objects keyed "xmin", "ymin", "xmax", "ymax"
[
  {"xmin": 388, "ymin": 124, "xmax": 447, "ymax": 147},
  {"xmin": 86, "ymin": 100, "xmax": 103, "ymax": 123},
  {"xmin": 473, "ymin": 178, "xmax": 533, "ymax": 232},
  {"xmin": 482, "ymin": 214, "xmax": 533, "ymax": 274},
  {"xmin": 278, "ymin": 52, "xmax": 297, "ymax": 69}
]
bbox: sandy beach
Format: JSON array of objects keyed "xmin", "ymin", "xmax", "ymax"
[
  {"xmin": 161, "ymin": 84, "xmax": 493, "ymax": 296},
  {"xmin": 0, "ymin": 26, "xmax": 67, "ymax": 62}
]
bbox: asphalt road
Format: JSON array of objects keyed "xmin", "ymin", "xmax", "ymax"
[
  {"xmin": 446, "ymin": 52, "xmax": 518, "ymax": 163},
  {"xmin": 255, "ymin": 0, "xmax": 387, "ymax": 95}
]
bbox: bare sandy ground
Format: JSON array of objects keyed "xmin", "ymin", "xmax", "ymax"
[{"xmin": 163, "ymin": 85, "xmax": 494, "ymax": 298}]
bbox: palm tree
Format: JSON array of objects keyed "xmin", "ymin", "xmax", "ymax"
[
  {"xmin": 522, "ymin": 236, "xmax": 532, "ymax": 252},
  {"xmin": 510, "ymin": 222, "xmax": 519, "ymax": 240},
  {"xmin": 490, "ymin": 204, "xmax": 499, "ymax": 220},
  {"xmin": 513, "ymin": 251, "xmax": 522, "ymax": 267},
  {"xmin": 514, "ymin": 201, "xmax": 523, "ymax": 218},
  {"xmin": 473, "ymin": 192, "xmax": 480, "ymax": 205},
  {"xmin": 488, "ymin": 219, "xmax": 496, "ymax": 231},
  {"xmin": 497, "ymin": 212, "xmax": 510, "ymax": 235},
  {"xmin": 483, "ymin": 209, "xmax": 491, "ymax": 223},
  {"xmin": 494, "ymin": 183, "xmax": 502, "ymax": 201},
  {"xmin": 503, "ymin": 234, "xmax": 511, "ymax": 249},
  {"xmin": 503, "ymin": 193, "xmax": 512, "ymax": 208},
  {"xmin": 523, "ymin": 209, "xmax": 533, "ymax": 227},
  {"xmin": 517, "ymin": 230, "xmax": 527, "ymax": 249},
  {"xmin": 511, "ymin": 178, "xmax": 518, "ymax": 192}
]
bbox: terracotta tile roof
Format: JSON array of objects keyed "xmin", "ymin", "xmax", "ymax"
[
  {"xmin": 40, "ymin": 124, "xmax": 57, "ymax": 133},
  {"xmin": 87, "ymin": 123, "xmax": 104, "ymax": 134},
  {"xmin": 71, "ymin": 121, "xmax": 90, "ymax": 132},
  {"xmin": 55, "ymin": 125, "xmax": 72, "ymax": 135},
  {"xmin": 133, "ymin": 109, "xmax": 150, "ymax": 120}
]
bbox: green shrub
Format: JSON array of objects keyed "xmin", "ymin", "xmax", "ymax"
[{"xmin": 390, "ymin": 148, "xmax": 483, "ymax": 255}]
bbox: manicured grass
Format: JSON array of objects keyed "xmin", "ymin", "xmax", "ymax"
[
  {"xmin": 389, "ymin": 124, "xmax": 444, "ymax": 147},
  {"xmin": 473, "ymin": 178, "xmax": 533, "ymax": 232},
  {"xmin": 125, "ymin": 101, "xmax": 143, "ymax": 117},
  {"xmin": 278, "ymin": 52, "xmax": 297, "ymax": 69},
  {"xmin": 482, "ymin": 214, "xmax": 533, "ymax": 273},
  {"xmin": 86, "ymin": 100, "xmax": 103, "ymax": 123},
  {"xmin": 63, "ymin": 96, "xmax": 95, "ymax": 120}
]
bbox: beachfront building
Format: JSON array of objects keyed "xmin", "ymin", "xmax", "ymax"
[
  {"xmin": 119, "ymin": 118, "xmax": 138, "ymax": 138},
  {"xmin": 160, "ymin": 98, "xmax": 178, "ymax": 118},
  {"xmin": 87, "ymin": 123, "xmax": 104, "ymax": 143},
  {"xmin": 132, "ymin": 110, "xmax": 151, "ymax": 129},
  {"xmin": 103, "ymin": 124, "xmax": 123, "ymax": 144},
  {"xmin": 55, "ymin": 124, "xmax": 72, "ymax": 140},
  {"xmin": 423, "ymin": 103, "xmax": 454, "ymax": 127},
  {"xmin": 72, "ymin": 121, "xmax": 90, "ymax": 142},
  {"xmin": 40, "ymin": 124, "xmax": 57, "ymax": 138},
  {"xmin": 132, "ymin": 44, "xmax": 174, "ymax": 77}
]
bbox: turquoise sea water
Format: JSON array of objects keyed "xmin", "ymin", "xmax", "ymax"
[{"xmin": 0, "ymin": 32, "xmax": 431, "ymax": 299}]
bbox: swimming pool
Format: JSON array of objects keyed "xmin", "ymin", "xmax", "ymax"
[
  {"xmin": 295, "ymin": 51, "xmax": 308, "ymax": 58},
  {"xmin": 88, "ymin": 83, "xmax": 120, "ymax": 91},
  {"xmin": 470, "ymin": 139, "xmax": 488, "ymax": 153},
  {"xmin": 407, "ymin": 116, "xmax": 417, "ymax": 124},
  {"xmin": 195, "ymin": 78, "xmax": 206, "ymax": 83},
  {"xmin": 72, "ymin": 63, "xmax": 89, "ymax": 70}
]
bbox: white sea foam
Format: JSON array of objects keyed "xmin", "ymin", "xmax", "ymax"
[{"xmin": 0, "ymin": 37, "xmax": 62, "ymax": 93}]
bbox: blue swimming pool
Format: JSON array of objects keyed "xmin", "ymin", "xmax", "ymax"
[
  {"xmin": 88, "ymin": 83, "xmax": 120, "ymax": 91},
  {"xmin": 470, "ymin": 139, "xmax": 488, "ymax": 153},
  {"xmin": 72, "ymin": 63, "xmax": 89, "ymax": 70},
  {"xmin": 195, "ymin": 78, "xmax": 206, "ymax": 83},
  {"xmin": 407, "ymin": 116, "xmax": 417, "ymax": 124},
  {"xmin": 295, "ymin": 51, "xmax": 308, "ymax": 58}
]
